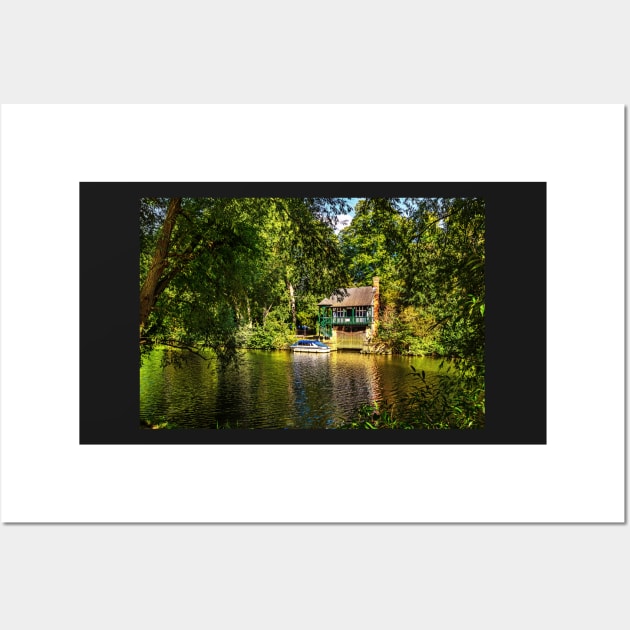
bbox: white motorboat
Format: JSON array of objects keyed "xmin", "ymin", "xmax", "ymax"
[{"xmin": 290, "ymin": 340, "xmax": 332, "ymax": 353}]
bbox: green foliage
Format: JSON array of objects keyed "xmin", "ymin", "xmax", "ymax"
[
  {"xmin": 140, "ymin": 197, "xmax": 351, "ymax": 363},
  {"xmin": 339, "ymin": 198, "xmax": 403, "ymax": 298},
  {"xmin": 341, "ymin": 365, "xmax": 484, "ymax": 430},
  {"xmin": 398, "ymin": 197, "xmax": 485, "ymax": 366},
  {"xmin": 295, "ymin": 293, "xmax": 322, "ymax": 331},
  {"xmin": 404, "ymin": 366, "xmax": 485, "ymax": 429},
  {"xmin": 374, "ymin": 306, "xmax": 443, "ymax": 356},
  {"xmin": 240, "ymin": 309, "xmax": 297, "ymax": 350},
  {"xmin": 338, "ymin": 197, "xmax": 484, "ymax": 364},
  {"xmin": 141, "ymin": 415, "xmax": 179, "ymax": 430},
  {"xmin": 342, "ymin": 400, "xmax": 413, "ymax": 429},
  {"xmin": 141, "ymin": 195, "xmax": 485, "ymax": 429}
]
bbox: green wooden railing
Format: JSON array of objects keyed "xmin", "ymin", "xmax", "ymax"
[
  {"xmin": 318, "ymin": 308, "xmax": 373, "ymax": 338},
  {"xmin": 331, "ymin": 315, "xmax": 373, "ymax": 325}
]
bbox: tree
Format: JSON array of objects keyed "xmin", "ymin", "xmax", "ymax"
[
  {"xmin": 140, "ymin": 197, "xmax": 182, "ymax": 334},
  {"xmin": 139, "ymin": 197, "xmax": 351, "ymax": 364},
  {"xmin": 337, "ymin": 197, "xmax": 485, "ymax": 363},
  {"xmin": 400, "ymin": 197, "xmax": 485, "ymax": 369},
  {"xmin": 338, "ymin": 198, "xmax": 406, "ymax": 302}
]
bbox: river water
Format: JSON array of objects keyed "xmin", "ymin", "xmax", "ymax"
[{"xmin": 140, "ymin": 348, "xmax": 450, "ymax": 429}]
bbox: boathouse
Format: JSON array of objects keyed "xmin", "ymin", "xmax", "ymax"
[{"xmin": 318, "ymin": 277, "xmax": 379, "ymax": 349}]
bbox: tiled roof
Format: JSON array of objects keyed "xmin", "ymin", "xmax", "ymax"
[{"xmin": 318, "ymin": 286, "xmax": 376, "ymax": 307}]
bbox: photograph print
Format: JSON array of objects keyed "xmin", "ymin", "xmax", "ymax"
[
  {"xmin": 81, "ymin": 181, "xmax": 545, "ymax": 445},
  {"xmin": 139, "ymin": 194, "xmax": 485, "ymax": 432}
]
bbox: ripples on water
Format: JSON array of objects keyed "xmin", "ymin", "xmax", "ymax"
[{"xmin": 140, "ymin": 349, "xmax": 447, "ymax": 429}]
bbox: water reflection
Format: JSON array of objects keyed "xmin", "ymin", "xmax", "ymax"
[{"xmin": 140, "ymin": 349, "xmax": 447, "ymax": 429}]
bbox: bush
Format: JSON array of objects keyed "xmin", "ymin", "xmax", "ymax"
[
  {"xmin": 241, "ymin": 312, "xmax": 296, "ymax": 350},
  {"xmin": 373, "ymin": 306, "xmax": 443, "ymax": 356}
]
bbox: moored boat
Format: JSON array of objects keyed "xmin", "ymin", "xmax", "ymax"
[{"xmin": 290, "ymin": 339, "xmax": 332, "ymax": 353}]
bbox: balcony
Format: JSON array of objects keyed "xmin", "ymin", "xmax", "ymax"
[
  {"xmin": 332, "ymin": 315, "xmax": 372, "ymax": 325},
  {"xmin": 320, "ymin": 315, "xmax": 373, "ymax": 326}
]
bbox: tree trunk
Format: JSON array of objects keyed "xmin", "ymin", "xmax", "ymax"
[
  {"xmin": 288, "ymin": 281, "xmax": 297, "ymax": 332},
  {"xmin": 139, "ymin": 198, "xmax": 182, "ymax": 334},
  {"xmin": 246, "ymin": 299, "xmax": 253, "ymax": 328}
]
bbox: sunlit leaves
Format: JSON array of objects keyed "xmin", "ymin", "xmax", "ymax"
[{"xmin": 140, "ymin": 196, "xmax": 351, "ymax": 365}]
